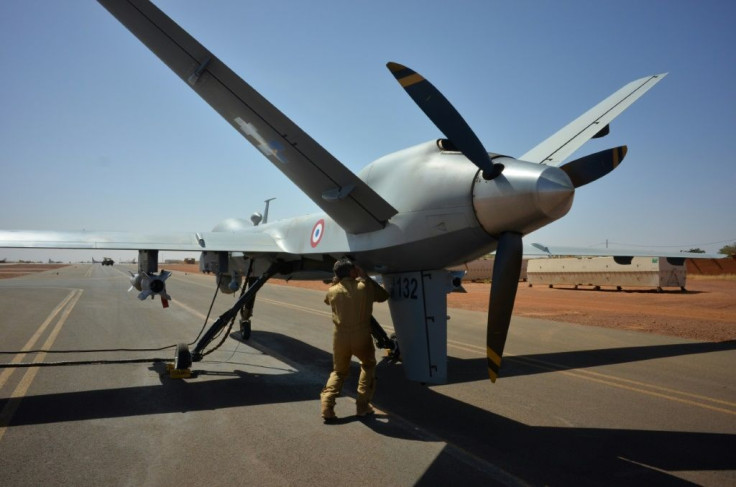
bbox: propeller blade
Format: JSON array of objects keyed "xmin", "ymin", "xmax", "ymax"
[
  {"xmin": 487, "ymin": 232, "xmax": 523, "ymax": 382},
  {"xmin": 560, "ymin": 146, "xmax": 627, "ymax": 188},
  {"xmin": 387, "ymin": 62, "xmax": 502, "ymax": 180}
]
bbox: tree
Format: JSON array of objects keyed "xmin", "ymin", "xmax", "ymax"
[
  {"xmin": 682, "ymin": 248, "xmax": 705, "ymax": 253},
  {"xmin": 719, "ymin": 243, "xmax": 736, "ymax": 256}
]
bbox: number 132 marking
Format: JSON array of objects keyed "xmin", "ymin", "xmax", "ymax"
[{"xmin": 390, "ymin": 277, "xmax": 418, "ymax": 300}]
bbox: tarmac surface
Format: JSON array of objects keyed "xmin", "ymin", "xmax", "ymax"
[{"xmin": 0, "ymin": 264, "xmax": 734, "ymax": 486}]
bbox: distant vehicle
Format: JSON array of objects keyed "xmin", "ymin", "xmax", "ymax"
[{"xmin": 102, "ymin": 258, "xmax": 114, "ymax": 266}]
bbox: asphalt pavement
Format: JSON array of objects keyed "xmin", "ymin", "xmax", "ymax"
[{"xmin": 0, "ymin": 264, "xmax": 734, "ymax": 486}]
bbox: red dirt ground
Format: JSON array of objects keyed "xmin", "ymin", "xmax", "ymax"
[
  {"xmin": 272, "ymin": 276, "xmax": 736, "ymax": 342},
  {"xmin": 3, "ymin": 263, "xmax": 733, "ymax": 342}
]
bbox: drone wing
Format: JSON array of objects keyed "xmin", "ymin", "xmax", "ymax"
[
  {"xmin": 520, "ymin": 74, "xmax": 667, "ymax": 166},
  {"xmin": 0, "ymin": 229, "xmax": 283, "ymax": 254},
  {"xmin": 98, "ymin": 0, "xmax": 397, "ymax": 234}
]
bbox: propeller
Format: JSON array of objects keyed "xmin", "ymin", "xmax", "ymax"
[
  {"xmin": 387, "ymin": 62, "xmax": 621, "ymax": 381},
  {"xmin": 560, "ymin": 146, "xmax": 627, "ymax": 188},
  {"xmin": 486, "ymin": 232, "xmax": 523, "ymax": 382},
  {"xmin": 387, "ymin": 62, "xmax": 503, "ymax": 180}
]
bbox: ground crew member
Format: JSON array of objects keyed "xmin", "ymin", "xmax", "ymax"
[{"xmin": 321, "ymin": 258, "xmax": 389, "ymax": 422}]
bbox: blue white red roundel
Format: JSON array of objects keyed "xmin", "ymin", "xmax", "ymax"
[{"xmin": 310, "ymin": 219, "xmax": 325, "ymax": 248}]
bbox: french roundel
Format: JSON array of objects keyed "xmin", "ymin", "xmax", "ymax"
[{"xmin": 310, "ymin": 219, "xmax": 325, "ymax": 248}]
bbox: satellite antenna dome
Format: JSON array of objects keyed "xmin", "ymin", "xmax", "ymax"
[{"xmin": 250, "ymin": 212, "xmax": 263, "ymax": 226}]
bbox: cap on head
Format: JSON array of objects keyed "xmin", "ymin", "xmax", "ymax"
[{"xmin": 333, "ymin": 257, "xmax": 354, "ymax": 279}]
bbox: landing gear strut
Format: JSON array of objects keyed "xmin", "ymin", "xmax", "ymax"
[
  {"xmin": 238, "ymin": 276, "xmax": 258, "ymax": 341},
  {"xmin": 183, "ymin": 263, "xmax": 280, "ymax": 364},
  {"xmin": 370, "ymin": 316, "xmax": 401, "ymax": 362}
]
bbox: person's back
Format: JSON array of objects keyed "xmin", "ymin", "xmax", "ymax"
[
  {"xmin": 326, "ymin": 277, "xmax": 384, "ymax": 333},
  {"xmin": 320, "ymin": 259, "xmax": 389, "ymax": 422}
]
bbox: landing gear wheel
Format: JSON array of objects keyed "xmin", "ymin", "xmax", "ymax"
[
  {"xmin": 240, "ymin": 319, "xmax": 252, "ymax": 341},
  {"xmin": 386, "ymin": 333, "xmax": 401, "ymax": 363},
  {"xmin": 174, "ymin": 343, "xmax": 192, "ymax": 370}
]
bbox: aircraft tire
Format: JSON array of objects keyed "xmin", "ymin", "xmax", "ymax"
[
  {"xmin": 388, "ymin": 334, "xmax": 401, "ymax": 363},
  {"xmin": 240, "ymin": 320, "xmax": 251, "ymax": 341},
  {"xmin": 174, "ymin": 343, "xmax": 192, "ymax": 370}
]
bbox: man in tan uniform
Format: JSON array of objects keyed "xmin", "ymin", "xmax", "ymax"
[{"xmin": 321, "ymin": 258, "xmax": 390, "ymax": 422}]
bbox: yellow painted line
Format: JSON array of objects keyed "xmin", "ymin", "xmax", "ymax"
[
  {"xmin": 0, "ymin": 289, "xmax": 81, "ymax": 390},
  {"xmin": 165, "ymin": 278, "xmax": 331, "ymax": 321},
  {"xmin": 518, "ymin": 355, "xmax": 736, "ymax": 409},
  {"xmin": 555, "ymin": 368, "xmax": 736, "ymax": 415},
  {"xmin": 170, "ymin": 297, "xmax": 212, "ymax": 324},
  {"xmin": 445, "ymin": 338, "xmax": 735, "ymax": 415},
  {"xmin": 258, "ymin": 297, "xmax": 332, "ymax": 318},
  {"xmin": 0, "ymin": 289, "xmax": 83, "ymax": 442},
  {"xmin": 169, "ymin": 274, "xmax": 213, "ymax": 288},
  {"xmin": 448, "ymin": 338, "xmax": 485, "ymax": 354}
]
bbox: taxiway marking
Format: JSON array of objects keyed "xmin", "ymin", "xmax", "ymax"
[
  {"xmin": 447, "ymin": 338, "xmax": 736, "ymax": 416},
  {"xmin": 0, "ymin": 288, "xmax": 83, "ymax": 441},
  {"xmin": 0, "ymin": 289, "xmax": 81, "ymax": 390}
]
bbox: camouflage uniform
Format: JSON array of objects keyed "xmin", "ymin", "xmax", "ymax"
[{"xmin": 321, "ymin": 276, "xmax": 389, "ymax": 420}]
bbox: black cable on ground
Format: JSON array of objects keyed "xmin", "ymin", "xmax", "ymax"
[
  {"xmin": 0, "ymin": 346, "xmax": 175, "ymax": 354},
  {"xmin": 0, "ymin": 358, "xmax": 172, "ymax": 368}
]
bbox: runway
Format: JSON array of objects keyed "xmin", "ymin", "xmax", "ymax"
[{"xmin": 0, "ymin": 264, "xmax": 734, "ymax": 486}]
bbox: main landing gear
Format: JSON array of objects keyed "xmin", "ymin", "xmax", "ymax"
[
  {"xmin": 370, "ymin": 316, "xmax": 401, "ymax": 362},
  {"xmin": 169, "ymin": 263, "xmax": 281, "ymax": 376},
  {"xmin": 239, "ymin": 319, "xmax": 252, "ymax": 341},
  {"xmin": 238, "ymin": 276, "xmax": 258, "ymax": 341}
]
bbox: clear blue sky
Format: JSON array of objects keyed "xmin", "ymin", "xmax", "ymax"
[{"xmin": 1, "ymin": 0, "xmax": 734, "ymax": 262}]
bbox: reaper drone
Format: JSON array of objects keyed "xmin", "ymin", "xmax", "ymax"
[{"xmin": 0, "ymin": 0, "xmax": 711, "ymax": 383}]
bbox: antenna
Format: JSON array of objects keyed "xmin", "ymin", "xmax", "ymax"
[{"xmin": 263, "ymin": 198, "xmax": 276, "ymax": 224}]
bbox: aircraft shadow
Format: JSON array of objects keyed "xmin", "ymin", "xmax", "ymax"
[
  {"xmin": 3, "ymin": 331, "xmax": 733, "ymax": 485},
  {"xmin": 447, "ymin": 340, "xmax": 736, "ymax": 385},
  {"xmin": 240, "ymin": 331, "xmax": 736, "ymax": 485},
  {"xmin": 1, "ymin": 331, "xmax": 427, "ymax": 442},
  {"xmin": 255, "ymin": 331, "xmax": 736, "ymax": 485}
]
